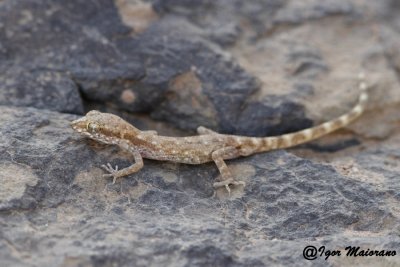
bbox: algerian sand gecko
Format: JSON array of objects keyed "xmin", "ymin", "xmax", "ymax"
[{"xmin": 71, "ymin": 76, "xmax": 368, "ymax": 193}]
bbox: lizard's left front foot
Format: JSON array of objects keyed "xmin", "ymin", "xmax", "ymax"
[
  {"xmin": 213, "ymin": 178, "xmax": 245, "ymax": 194},
  {"xmin": 101, "ymin": 163, "xmax": 120, "ymax": 184}
]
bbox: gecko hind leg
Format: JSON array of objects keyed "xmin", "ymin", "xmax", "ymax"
[
  {"xmin": 211, "ymin": 147, "xmax": 245, "ymax": 194},
  {"xmin": 101, "ymin": 150, "xmax": 144, "ymax": 184}
]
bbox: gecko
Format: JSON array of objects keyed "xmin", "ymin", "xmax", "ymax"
[{"xmin": 71, "ymin": 75, "xmax": 368, "ymax": 193}]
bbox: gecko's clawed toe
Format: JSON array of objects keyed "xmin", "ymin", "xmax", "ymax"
[
  {"xmin": 101, "ymin": 163, "xmax": 120, "ymax": 183},
  {"xmin": 101, "ymin": 163, "xmax": 118, "ymax": 173},
  {"xmin": 213, "ymin": 178, "xmax": 245, "ymax": 194}
]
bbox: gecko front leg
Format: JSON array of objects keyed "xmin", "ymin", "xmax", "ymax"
[
  {"xmin": 102, "ymin": 149, "xmax": 144, "ymax": 184},
  {"xmin": 211, "ymin": 147, "xmax": 245, "ymax": 194}
]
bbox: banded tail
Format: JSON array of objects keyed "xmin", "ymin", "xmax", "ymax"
[{"xmin": 236, "ymin": 74, "xmax": 369, "ymax": 154}]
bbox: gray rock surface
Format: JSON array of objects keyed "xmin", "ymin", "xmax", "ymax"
[{"xmin": 0, "ymin": 0, "xmax": 399, "ymax": 266}]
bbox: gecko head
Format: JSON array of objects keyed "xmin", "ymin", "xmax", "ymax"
[{"xmin": 71, "ymin": 110, "xmax": 140, "ymax": 144}]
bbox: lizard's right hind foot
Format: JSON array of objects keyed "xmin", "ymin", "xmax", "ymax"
[{"xmin": 211, "ymin": 147, "xmax": 244, "ymax": 195}]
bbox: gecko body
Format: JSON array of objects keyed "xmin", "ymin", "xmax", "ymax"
[{"xmin": 71, "ymin": 78, "xmax": 368, "ymax": 192}]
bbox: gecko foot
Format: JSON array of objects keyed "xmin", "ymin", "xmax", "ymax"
[
  {"xmin": 101, "ymin": 163, "xmax": 119, "ymax": 184},
  {"xmin": 213, "ymin": 178, "xmax": 245, "ymax": 195}
]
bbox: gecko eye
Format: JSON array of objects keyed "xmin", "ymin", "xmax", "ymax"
[{"xmin": 87, "ymin": 122, "xmax": 100, "ymax": 133}]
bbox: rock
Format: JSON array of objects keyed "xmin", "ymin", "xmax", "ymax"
[
  {"xmin": 0, "ymin": 0, "xmax": 399, "ymax": 266},
  {"xmin": 0, "ymin": 65, "xmax": 84, "ymax": 114}
]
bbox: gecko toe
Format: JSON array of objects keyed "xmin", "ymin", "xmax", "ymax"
[
  {"xmin": 225, "ymin": 184, "xmax": 231, "ymax": 196},
  {"xmin": 213, "ymin": 178, "xmax": 245, "ymax": 194},
  {"xmin": 232, "ymin": 181, "xmax": 246, "ymax": 187},
  {"xmin": 101, "ymin": 163, "xmax": 121, "ymax": 184},
  {"xmin": 101, "ymin": 163, "xmax": 119, "ymax": 174}
]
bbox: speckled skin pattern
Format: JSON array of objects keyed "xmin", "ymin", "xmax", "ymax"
[{"xmin": 71, "ymin": 77, "xmax": 368, "ymax": 192}]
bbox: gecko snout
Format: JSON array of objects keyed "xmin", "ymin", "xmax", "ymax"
[{"xmin": 70, "ymin": 117, "xmax": 88, "ymax": 132}]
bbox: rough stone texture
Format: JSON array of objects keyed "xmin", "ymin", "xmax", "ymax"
[{"xmin": 0, "ymin": 0, "xmax": 399, "ymax": 266}]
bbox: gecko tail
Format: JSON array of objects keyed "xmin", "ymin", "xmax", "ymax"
[{"xmin": 256, "ymin": 73, "xmax": 369, "ymax": 151}]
